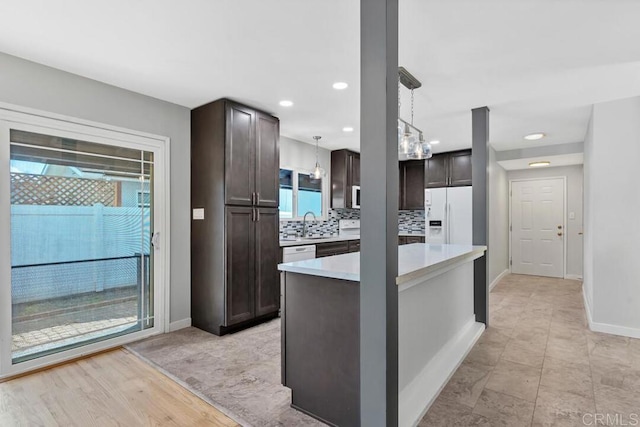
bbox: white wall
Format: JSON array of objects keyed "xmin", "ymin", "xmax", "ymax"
[
  {"xmin": 507, "ymin": 165, "xmax": 584, "ymax": 279},
  {"xmin": 488, "ymin": 147, "xmax": 509, "ymax": 286},
  {"xmin": 584, "ymin": 96, "xmax": 640, "ymax": 338},
  {"xmin": 280, "ymin": 136, "xmax": 331, "ymax": 174},
  {"xmin": 583, "ymin": 113, "xmax": 594, "ymax": 311},
  {"xmin": 0, "ymin": 52, "xmax": 191, "ymax": 325}
]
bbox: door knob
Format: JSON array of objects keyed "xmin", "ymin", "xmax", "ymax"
[
  {"xmin": 558, "ymin": 232, "xmax": 563, "ymax": 236},
  {"xmin": 557, "ymin": 225, "xmax": 562, "ymax": 229}
]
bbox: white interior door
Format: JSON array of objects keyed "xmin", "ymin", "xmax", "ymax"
[{"xmin": 511, "ymin": 178, "xmax": 564, "ymax": 278}]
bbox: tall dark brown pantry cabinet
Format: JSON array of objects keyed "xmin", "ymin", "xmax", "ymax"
[{"xmin": 192, "ymin": 99, "xmax": 280, "ymax": 336}]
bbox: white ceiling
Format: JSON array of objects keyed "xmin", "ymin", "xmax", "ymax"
[
  {"xmin": 498, "ymin": 153, "xmax": 584, "ymax": 171},
  {"xmin": 1, "ymin": 1, "xmax": 640, "ymax": 154}
]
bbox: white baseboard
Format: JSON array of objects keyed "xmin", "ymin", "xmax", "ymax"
[
  {"xmin": 399, "ymin": 318, "xmax": 485, "ymax": 427},
  {"xmin": 168, "ymin": 318, "xmax": 192, "ymax": 332},
  {"xmin": 583, "ymin": 288, "xmax": 640, "ymax": 339},
  {"xmin": 489, "ymin": 269, "xmax": 509, "ymax": 291},
  {"xmin": 565, "ymin": 274, "xmax": 583, "ymax": 281}
]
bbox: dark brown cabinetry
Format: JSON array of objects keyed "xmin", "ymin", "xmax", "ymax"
[
  {"xmin": 399, "ymin": 235, "xmax": 426, "ymax": 245},
  {"xmin": 400, "ymin": 160, "xmax": 425, "ymax": 210},
  {"xmin": 331, "ymin": 149, "xmax": 360, "ymax": 209},
  {"xmin": 192, "ymin": 99, "xmax": 280, "ymax": 336},
  {"xmin": 316, "ymin": 241, "xmax": 350, "ymax": 258},
  {"xmin": 425, "ymin": 154, "xmax": 448, "ymax": 188},
  {"xmin": 224, "ymin": 104, "xmax": 280, "ymax": 207},
  {"xmin": 425, "ymin": 150, "xmax": 472, "ymax": 188},
  {"xmin": 448, "ymin": 150, "xmax": 472, "ymax": 187}
]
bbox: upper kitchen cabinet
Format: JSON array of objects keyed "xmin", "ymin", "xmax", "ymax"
[
  {"xmin": 425, "ymin": 149, "xmax": 472, "ymax": 188},
  {"xmin": 448, "ymin": 150, "xmax": 472, "ymax": 187},
  {"xmin": 425, "ymin": 154, "xmax": 448, "ymax": 188},
  {"xmin": 331, "ymin": 149, "xmax": 360, "ymax": 209},
  {"xmin": 400, "ymin": 160, "xmax": 425, "ymax": 210},
  {"xmin": 224, "ymin": 101, "xmax": 279, "ymax": 207}
]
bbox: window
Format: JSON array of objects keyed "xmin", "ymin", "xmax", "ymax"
[{"xmin": 279, "ymin": 168, "xmax": 325, "ymax": 220}]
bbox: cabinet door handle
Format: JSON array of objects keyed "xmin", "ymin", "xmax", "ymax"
[
  {"xmin": 252, "ymin": 208, "xmax": 256, "ymax": 222},
  {"xmin": 257, "ymin": 209, "xmax": 260, "ymax": 222},
  {"xmin": 256, "ymin": 192, "xmax": 260, "ymax": 204}
]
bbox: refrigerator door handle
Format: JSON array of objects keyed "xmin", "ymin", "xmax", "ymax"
[{"xmin": 447, "ymin": 202, "xmax": 452, "ymax": 244}]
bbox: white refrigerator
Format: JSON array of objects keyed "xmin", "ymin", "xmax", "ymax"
[{"xmin": 425, "ymin": 187, "xmax": 473, "ymax": 245}]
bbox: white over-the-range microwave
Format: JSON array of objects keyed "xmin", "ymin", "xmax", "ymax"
[{"xmin": 352, "ymin": 185, "xmax": 361, "ymax": 209}]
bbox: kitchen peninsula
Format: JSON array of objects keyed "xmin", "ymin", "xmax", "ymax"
[{"xmin": 278, "ymin": 243, "xmax": 487, "ymax": 427}]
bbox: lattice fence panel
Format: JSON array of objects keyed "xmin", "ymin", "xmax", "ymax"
[{"xmin": 11, "ymin": 173, "xmax": 117, "ymax": 206}]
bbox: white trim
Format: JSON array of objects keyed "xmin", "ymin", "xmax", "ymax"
[
  {"xmin": 0, "ymin": 100, "xmax": 169, "ymax": 143},
  {"xmin": 169, "ymin": 318, "xmax": 192, "ymax": 332},
  {"xmin": 0, "ymin": 103, "xmax": 172, "ymax": 377},
  {"xmin": 565, "ymin": 274, "xmax": 583, "ymax": 281},
  {"xmin": 0, "ymin": 327, "xmax": 162, "ymax": 380},
  {"xmin": 489, "ymin": 269, "xmax": 509, "ymax": 291},
  {"xmin": 399, "ymin": 319, "xmax": 484, "ymax": 427},
  {"xmin": 509, "ymin": 176, "xmax": 567, "ymax": 279},
  {"xmin": 583, "ymin": 288, "xmax": 640, "ymax": 339}
]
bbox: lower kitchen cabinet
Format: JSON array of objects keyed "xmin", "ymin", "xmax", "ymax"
[
  {"xmin": 193, "ymin": 206, "xmax": 280, "ymax": 335},
  {"xmin": 225, "ymin": 207, "xmax": 256, "ymax": 325},
  {"xmin": 399, "ymin": 236, "xmax": 426, "ymax": 245},
  {"xmin": 348, "ymin": 240, "xmax": 361, "ymax": 253},
  {"xmin": 255, "ymin": 208, "xmax": 280, "ymax": 316},
  {"xmin": 316, "ymin": 240, "xmax": 350, "ymax": 258}
]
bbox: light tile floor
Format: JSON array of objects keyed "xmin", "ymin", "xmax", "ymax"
[{"xmin": 419, "ymin": 274, "xmax": 640, "ymax": 427}]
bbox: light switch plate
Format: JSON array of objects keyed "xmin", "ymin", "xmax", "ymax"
[
  {"xmin": 193, "ymin": 208, "xmax": 205, "ymax": 220},
  {"xmin": 569, "ymin": 212, "xmax": 575, "ymax": 220}
]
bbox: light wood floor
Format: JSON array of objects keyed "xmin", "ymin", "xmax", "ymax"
[{"xmin": 0, "ymin": 348, "xmax": 239, "ymax": 427}]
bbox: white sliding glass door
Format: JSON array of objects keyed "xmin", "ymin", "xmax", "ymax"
[{"xmin": 0, "ymin": 113, "xmax": 167, "ymax": 377}]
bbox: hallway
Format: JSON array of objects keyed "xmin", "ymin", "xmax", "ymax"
[{"xmin": 420, "ymin": 274, "xmax": 640, "ymax": 426}]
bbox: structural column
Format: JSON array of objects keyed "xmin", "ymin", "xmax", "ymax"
[
  {"xmin": 360, "ymin": 0, "xmax": 399, "ymax": 426},
  {"xmin": 472, "ymin": 106, "xmax": 490, "ymax": 325}
]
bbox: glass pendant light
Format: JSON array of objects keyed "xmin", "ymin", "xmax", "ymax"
[
  {"xmin": 310, "ymin": 136, "xmax": 326, "ymax": 179},
  {"xmin": 399, "ymin": 122, "xmax": 416, "ymax": 155}
]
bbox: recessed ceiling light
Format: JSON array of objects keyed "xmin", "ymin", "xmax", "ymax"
[
  {"xmin": 279, "ymin": 100, "xmax": 294, "ymax": 107},
  {"xmin": 524, "ymin": 133, "xmax": 545, "ymax": 141},
  {"xmin": 332, "ymin": 82, "xmax": 349, "ymax": 90},
  {"xmin": 529, "ymin": 161, "xmax": 551, "ymax": 168},
  {"xmin": 342, "ymin": 127, "xmax": 354, "ymax": 132},
  {"xmin": 429, "ymin": 140, "xmax": 440, "ymax": 145}
]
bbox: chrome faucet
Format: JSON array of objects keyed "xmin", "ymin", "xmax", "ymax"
[{"xmin": 302, "ymin": 211, "xmax": 317, "ymax": 237}]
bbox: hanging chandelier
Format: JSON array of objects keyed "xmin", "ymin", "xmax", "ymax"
[{"xmin": 397, "ymin": 67, "xmax": 432, "ymax": 161}]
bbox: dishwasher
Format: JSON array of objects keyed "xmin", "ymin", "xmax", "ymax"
[
  {"xmin": 283, "ymin": 245, "xmax": 316, "ymax": 263},
  {"xmin": 281, "ymin": 245, "xmax": 316, "ymax": 316}
]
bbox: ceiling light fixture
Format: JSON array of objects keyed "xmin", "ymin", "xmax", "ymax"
[
  {"xmin": 279, "ymin": 100, "xmax": 294, "ymax": 107},
  {"xmin": 332, "ymin": 82, "xmax": 348, "ymax": 90},
  {"xmin": 529, "ymin": 161, "xmax": 551, "ymax": 168},
  {"xmin": 429, "ymin": 140, "xmax": 440, "ymax": 145},
  {"xmin": 342, "ymin": 127, "xmax": 354, "ymax": 132},
  {"xmin": 397, "ymin": 67, "xmax": 432, "ymax": 160},
  {"xmin": 524, "ymin": 133, "xmax": 545, "ymax": 141},
  {"xmin": 310, "ymin": 136, "xmax": 326, "ymax": 179}
]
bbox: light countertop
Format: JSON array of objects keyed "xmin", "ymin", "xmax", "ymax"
[
  {"xmin": 278, "ymin": 243, "xmax": 487, "ymax": 285},
  {"xmin": 279, "ymin": 233, "xmax": 426, "ymax": 247}
]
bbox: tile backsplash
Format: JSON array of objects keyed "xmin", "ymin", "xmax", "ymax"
[
  {"xmin": 398, "ymin": 210, "xmax": 425, "ymax": 234},
  {"xmin": 279, "ymin": 209, "xmax": 425, "ymax": 239}
]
